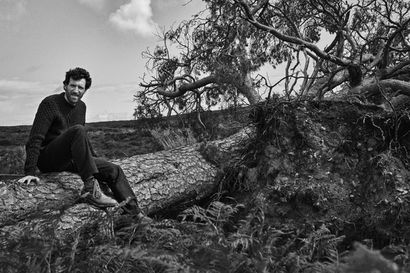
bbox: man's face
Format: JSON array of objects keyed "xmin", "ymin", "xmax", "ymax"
[{"xmin": 64, "ymin": 78, "xmax": 86, "ymax": 105}]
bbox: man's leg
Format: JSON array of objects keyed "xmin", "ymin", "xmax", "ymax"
[
  {"xmin": 38, "ymin": 125, "xmax": 97, "ymax": 180},
  {"xmin": 38, "ymin": 125, "xmax": 117, "ymax": 207},
  {"xmin": 93, "ymin": 158, "xmax": 140, "ymax": 213},
  {"xmin": 93, "ymin": 158, "xmax": 151, "ymax": 223}
]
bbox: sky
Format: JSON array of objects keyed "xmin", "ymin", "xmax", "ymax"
[{"xmin": 0, "ymin": 0, "xmax": 202, "ymax": 126}]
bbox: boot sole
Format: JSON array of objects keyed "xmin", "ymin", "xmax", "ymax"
[{"xmin": 80, "ymin": 195, "xmax": 117, "ymax": 208}]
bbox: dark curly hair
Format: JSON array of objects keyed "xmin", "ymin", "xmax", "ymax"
[{"xmin": 63, "ymin": 67, "xmax": 92, "ymax": 90}]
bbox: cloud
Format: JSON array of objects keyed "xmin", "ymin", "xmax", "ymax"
[
  {"xmin": 109, "ymin": 0, "xmax": 157, "ymax": 36},
  {"xmin": 76, "ymin": 0, "xmax": 106, "ymax": 12},
  {"xmin": 24, "ymin": 65, "xmax": 42, "ymax": 74},
  {"xmin": 0, "ymin": 79, "xmax": 59, "ymax": 100},
  {"xmin": 0, "ymin": 78, "xmax": 61, "ymax": 125},
  {"xmin": 0, "ymin": 0, "xmax": 27, "ymax": 24}
]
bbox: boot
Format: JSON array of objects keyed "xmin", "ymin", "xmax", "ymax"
[
  {"xmin": 120, "ymin": 197, "xmax": 153, "ymax": 225},
  {"xmin": 114, "ymin": 211, "xmax": 153, "ymax": 230},
  {"xmin": 99, "ymin": 181, "xmax": 115, "ymax": 198},
  {"xmin": 81, "ymin": 177, "xmax": 118, "ymax": 208}
]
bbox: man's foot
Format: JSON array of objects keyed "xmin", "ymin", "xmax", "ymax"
[
  {"xmin": 81, "ymin": 178, "xmax": 118, "ymax": 208},
  {"xmin": 99, "ymin": 182, "xmax": 115, "ymax": 198},
  {"xmin": 114, "ymin": 212, "xmax": 153, "ymax": 230}
]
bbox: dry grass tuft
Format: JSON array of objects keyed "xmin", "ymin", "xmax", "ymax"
[{"xmin": 149, "ymin": 127, "xmax": 197, "ymax": 150}]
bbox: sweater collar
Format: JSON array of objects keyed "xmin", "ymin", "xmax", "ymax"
[{"xmin": 61, "ymin": 92, "xmax": 77, "ymax": 108}]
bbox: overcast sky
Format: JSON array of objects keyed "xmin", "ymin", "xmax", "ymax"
[{"xmin": 0, "ymin": 0, "xmax": 202, "ymax": 126}]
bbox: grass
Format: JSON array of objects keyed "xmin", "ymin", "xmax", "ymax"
[
  {"xmin": 149, "ymin": 127, "xmax": 197, "ymax": 150},
  {"xmin": 0, "ymin": 145, "xmax": 25, "ymax": 174},
  {"xmin": 2, "ymin": 104, "xmax": 410, "ymax": 272}
]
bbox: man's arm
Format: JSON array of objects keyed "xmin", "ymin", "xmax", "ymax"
[{"xmin": 24, "ymin": 98, "xmax": 54, "ymax": 176}]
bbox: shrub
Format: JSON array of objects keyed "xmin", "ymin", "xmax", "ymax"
[
  {"xmin": 149, "ymin": 127, "xmax": 197, "ymax": 150},
  {"xmin": 0, "ymin": 146, "xmax": 25, "ymax": 174}
]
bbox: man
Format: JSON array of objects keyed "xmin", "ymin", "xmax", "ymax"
[{"xmin": 19, "ymin": 67, "xmax": 150, "ymax": 223}]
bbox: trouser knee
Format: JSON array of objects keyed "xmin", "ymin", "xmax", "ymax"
[
  {"xmin": 104, "ymin": 163, "xmax": 123, "ymax": 183},
  {"xmin": 67, "ymin": 124, "xmax": 87, "ymax": 139}
]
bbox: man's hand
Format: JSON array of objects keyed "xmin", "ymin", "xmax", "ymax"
[{"xmin": 17, "ymin": 175, "xmax": 40, "ymax": 185}]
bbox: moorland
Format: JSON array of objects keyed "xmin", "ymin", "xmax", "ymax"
[{"xmin": 1, "ymin": 102, "xmax": 410, "ymax": 273}]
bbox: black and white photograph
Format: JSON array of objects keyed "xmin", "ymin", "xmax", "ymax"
[{"xmin": 1, "ymin": 0, "xmax": 410, "ymax": 272}]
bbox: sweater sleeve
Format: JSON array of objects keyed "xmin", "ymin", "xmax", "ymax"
[{"xmin": 24, "ymin": 99, "xmax": 54, "ymax": 175}]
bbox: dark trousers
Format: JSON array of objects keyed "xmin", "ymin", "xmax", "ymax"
[{"xmin": 37, "ymin": 125, "xmax": 140, "ymax": 213}]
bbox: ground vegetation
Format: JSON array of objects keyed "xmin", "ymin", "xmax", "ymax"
[{"xmin": 2, "ymin": 100, "xmax": 410, "ymax": 272}]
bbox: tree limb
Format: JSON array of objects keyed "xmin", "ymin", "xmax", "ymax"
[
  {"xmin": 235, "ymin": 0, "xmax": 351, "ymax": 67},
  {"xmin": 141, "ymin": 75, "xmax": 219, "ymax": 98}
]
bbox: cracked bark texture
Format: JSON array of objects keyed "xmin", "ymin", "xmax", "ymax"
[{"xmin": 0, "ymin": 127, "xmax": 253, "ymax": 241}]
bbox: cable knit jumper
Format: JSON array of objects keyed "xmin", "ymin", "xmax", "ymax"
[{"xmin": 24, "ymin": 92, "xmax": 87, "ymax": 175}]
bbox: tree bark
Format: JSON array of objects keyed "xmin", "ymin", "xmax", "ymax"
[
  {"xmin": 0, "ymin": 128, "xmax": 253, "ymax": 241},
  {"xmin": 355, "ymin": 79, "xmax": 410, "ymax": 97},
  {"xmin": 235, "ymin": 72, "xmax": 262, "ymax": 105}
]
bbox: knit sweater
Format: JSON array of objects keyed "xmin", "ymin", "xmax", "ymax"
[{"xmin": 24, "ymin": 93, "xmax": 87, "ymax": 175}]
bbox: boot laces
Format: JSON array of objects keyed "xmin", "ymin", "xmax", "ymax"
[{"xmin": 92, "ymin": 180, "xmax": 102, "ymax": 199}]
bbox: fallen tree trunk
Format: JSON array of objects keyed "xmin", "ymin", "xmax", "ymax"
[{"xmin": 0, "ymin": 127, "xmax": 253, "ymax": 241}]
